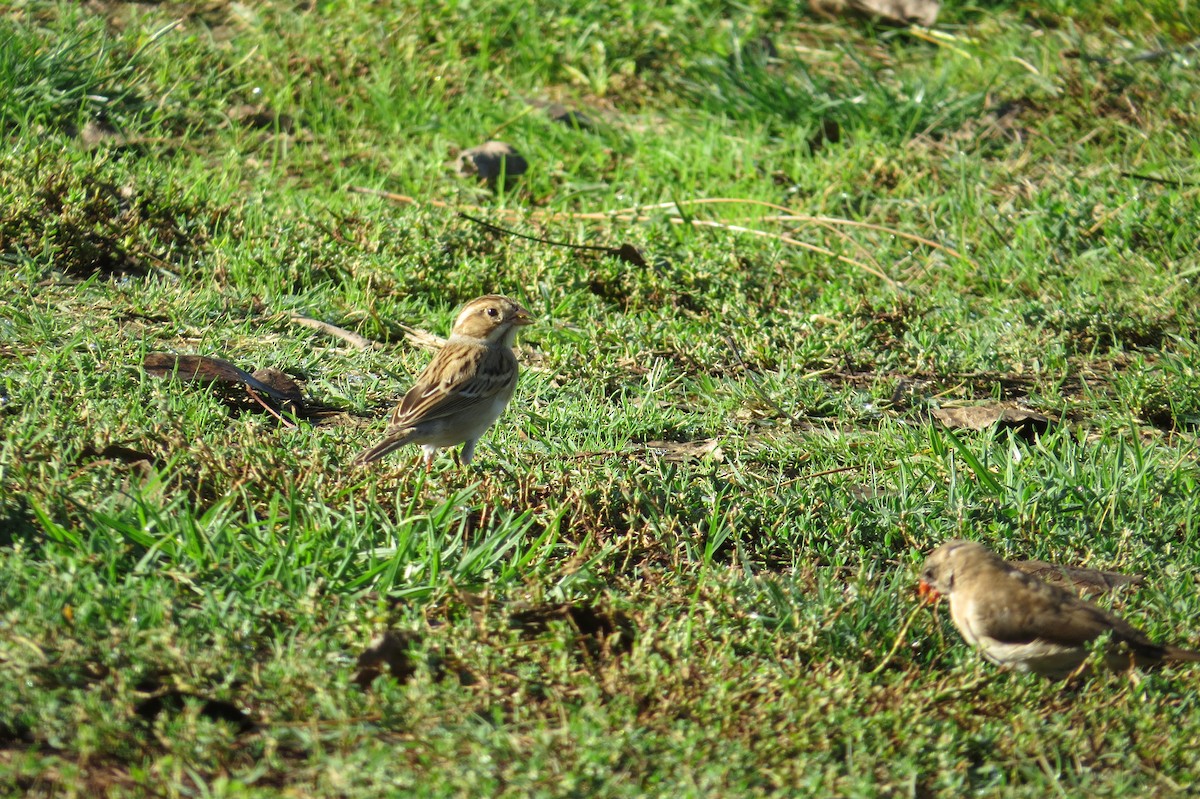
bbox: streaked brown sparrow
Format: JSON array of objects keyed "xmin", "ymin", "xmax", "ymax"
[{"xmin": 354, "ymin": 295, "xmax": 533, "ymax": 468}]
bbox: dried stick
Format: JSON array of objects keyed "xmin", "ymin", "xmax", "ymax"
[{"xmin": 290, "ymin": 314, "xmax": 379, "ymax": 350}]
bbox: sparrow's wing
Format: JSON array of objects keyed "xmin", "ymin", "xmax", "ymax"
[
  {"xmin": 389, "ymin": 343, "xmax": 516, "ymax": 430},
  {"xmin": 978, "ymin": 568, "xmax": 1152, "ymax": 648}
]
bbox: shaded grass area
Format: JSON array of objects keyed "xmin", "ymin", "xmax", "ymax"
[{"xmin": 3, "ymin": 0, "xmax": 1200, "ymax": 795}]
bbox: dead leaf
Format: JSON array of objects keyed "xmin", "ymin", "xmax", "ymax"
[
  {"xmin": 456, "ymin": 141, "xmax": 527, "ymax": 188},
  {"xmin": 250, "ymin": 368, "xmax": 304, "ymax": 412},
  {"xmin": 612, "ymin": 243, "xmax": 648, "ymax": 267},
  {"xmin": 1013, "ymin": 560, "xmax": 1145, "ymax": 596},
  {"xmin": 931, "ymin": 403, "xmax": 1051, "ymax": 441},
  {"xmin": 523, "ymin": 98, "xmax": 597, "ymax": 130},
  {"xmin": 641, "ymin": 439, "xmax": 725, "ymax": 463},
  {"xmin": 143, "ymin": 353, "xmax": 305, "ymax": 412}
]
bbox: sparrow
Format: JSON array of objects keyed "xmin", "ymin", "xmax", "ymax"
[
  {"xmin": 354, "ymin": 295, "xmax": 534, "ymax": 468},
  {"xmin": 918, "ymin": 540, "xmax": 1200, "ymax": 679}
]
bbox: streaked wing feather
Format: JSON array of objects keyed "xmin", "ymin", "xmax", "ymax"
[
  {"xmin": 979, "ymin": 568, "xmax": 1149, "ymax": 648},
  {"xmin": 389, "ymin": 344, "xmax": 516, "ymax": 428}
]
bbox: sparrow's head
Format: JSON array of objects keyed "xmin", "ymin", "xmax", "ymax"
[
  {"xmin": 918, "ymin": 539, "xmax": 993, "ymax": 602},
  {"xmin": 450, "ymin": 295, "xmax": 535, "ymax": 343}
]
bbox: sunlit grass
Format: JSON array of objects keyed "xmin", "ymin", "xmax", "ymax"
[{"xmin": 3, "ymin": 0, "xmax": 1200, "ymax": 796}]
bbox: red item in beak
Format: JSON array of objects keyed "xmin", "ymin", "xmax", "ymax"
[{"xmin": 917, "ymin": 580, "xmax": 941, "ymax": 602}]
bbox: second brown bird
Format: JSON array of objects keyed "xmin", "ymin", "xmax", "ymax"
[{"xmin": 919, "ymin": 540, "xmax": 1200, "ymax": 679}]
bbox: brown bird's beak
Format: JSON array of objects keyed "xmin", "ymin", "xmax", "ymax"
[
  {"xmin": 917, "ymin": 580, "xmax": 941, "ymax": 604},
  {"xmin": 512, "ymin": 309, "xmax": 535, "ymax": 326}
]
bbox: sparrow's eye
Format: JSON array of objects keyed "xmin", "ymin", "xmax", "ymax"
[{"xmin": 486, "ymin": 307, "xmax": 499, "ymax": 317}]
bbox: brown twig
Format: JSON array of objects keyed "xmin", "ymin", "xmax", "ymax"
[
  {"xmin": 347, "ymin": 189, "xmax": 971, "ymax": 287},
  {"xmin": 289, "ymin": 314, "xmax": 379, "ymax": 350},
  {"xmin": 556, "ymin": 450, "xmax": 622, "ymax": 460},
  {"xmin": 775, "ymin": 464, "xmax": 868, "ymax": 488},
  {"xmin": 868, "ymin": 598, "xmax": 927, "ymax": 677},
  {"xmin": 457, "ymin": 212, "xmax": 614, "ymax": 253},
  {"xmin": 457, "ymin": 213, "xmax": 648, "ymax": 266},
  {"xmin": 245, "ymin": 386, "xmax": 298, "ymax": 429},
  {"xmin": 348, "ymin": 186, "xmax": 451, "ymax": 208},
  {"xmin": 690, "ymin": 219, "xmax": 898, "ymax": 288},
  {"xmin": 606, "ymin": 198, "xmax": 969, "ymax": 263},
  {"xmin": 398, "ymin": 324, "xmax": 446, "ymax": 351}
]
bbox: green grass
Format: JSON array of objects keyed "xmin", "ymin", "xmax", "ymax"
[{"xmin": 3, "ymin": 0, "xmax": 1200, "ymax": 795}]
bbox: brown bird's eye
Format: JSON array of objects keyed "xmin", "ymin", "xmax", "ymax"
[{"xmin": 486, "ymin": 307, "xmax": 499, "ymax": 317}]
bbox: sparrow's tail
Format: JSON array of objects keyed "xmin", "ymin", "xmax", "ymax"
[{"xmin": 353, "ymin": 429, "xmax": 414, "ymax": 465}]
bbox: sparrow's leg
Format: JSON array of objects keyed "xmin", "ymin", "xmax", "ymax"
[
  {"xmin": 458, "ymin": 438, "xmax": 478, "ymax": 468},
  {"xmin": 420, "ymin": 445, "xmax": 437, "ymax": 473}
]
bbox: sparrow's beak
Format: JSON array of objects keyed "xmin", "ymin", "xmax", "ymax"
[
  {"xmin": 512, "ymin": 309, "xmax": 535, "ymax": 326},
  {"xmin": 917, "ymin": 580, "xmax": 941, "ymax": 604}
]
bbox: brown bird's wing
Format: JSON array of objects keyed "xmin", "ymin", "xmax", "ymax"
[
  {"xmin": 977, "ymin": 567, "xmax": 1155, "ymax": 649},
  {"xmin": 389, "ymin": 343, "xmax": 516, "ymax": 430}
]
